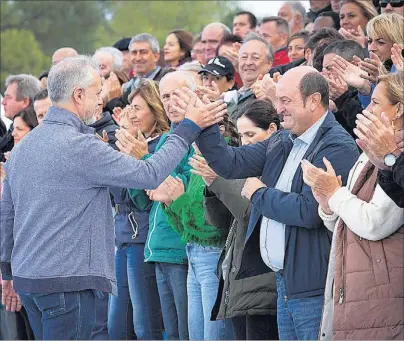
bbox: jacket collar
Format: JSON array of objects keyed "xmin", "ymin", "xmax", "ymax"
[{"xmin": 43, "ymin": 106, "xmax": 95, "ymax": 135}]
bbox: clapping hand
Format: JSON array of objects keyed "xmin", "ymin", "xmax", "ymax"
[
  {"xmin": 173, "ymin": 87, "xmax": 228, "ymax": 129},
  {"xmin": 96, "ymin": 130, "xmax": 109, "ymax": 143},
  {"xmin": 222, "ymin": 42, "xmax": 241, "ymax": 72},
  {"xmin": 331, "ymin": 55, "xmax": 371, "ymax": 95},
  {"xmin": 116, "ymin": 129, "xmax": 148, "ymax": 159},
  {"xmin": 355, "ymin": 110, "xmax": 402, "ymax": 170},
  {"xmin": 357, "ymin": 52, "xmax": 385, "ymax": 84},
  {"xmin": 196, "ymin": 81, "xmax": 221, "ymax": 101},
  {"xmin": 189, "ymin": 154, "xmax": 217, "ymax": 186},
  {"xmin": 391, "ymin": 43, "xmax": 404, "ymax": 71},
  {"xmin": 339, "ymin": 25, "xmax": 367, "ymax": 48},
  {"xmin": 322, "ymin": 69, "xmax": 348, "ymax": 101},
  {"xmin": 301, "ymin": 158, "xmax": 342, "ymax": 214}
]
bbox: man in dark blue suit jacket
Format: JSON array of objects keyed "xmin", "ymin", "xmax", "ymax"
[{"xmin": 196, "ymin": 66, "xmax": 359, "ymax": 340}]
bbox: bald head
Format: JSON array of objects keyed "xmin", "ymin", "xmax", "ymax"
[
  {"xmin": 276, "ymin": 66, "xmax": 329, "ymax": 136},
  {"xmin": 52, "ymin": 47, "xmax": 79, "ymax": 65},
  {"xmin": 159, "ymin": 71, "xmax": 197, "ymax": 124},
  {"xmin": 202, "ymin": 22, "xmax": 231, "ymax": 61}
]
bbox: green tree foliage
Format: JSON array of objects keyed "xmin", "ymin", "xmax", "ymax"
[
  {"xmin": 99, "ymin": 1, "xmax": 237, "ymax": 48},
  {"xmin": 1, "ymin": 0, "xmax": 106, "ymax": 55},
  {"xmin": 0, "ymin": 29, "xmax": 50, "ymax": 93}
]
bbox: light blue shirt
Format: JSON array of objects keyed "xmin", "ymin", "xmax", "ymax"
[{"xmin": 260, "ymin": 113, "xmax": 328, "ymax": 271}]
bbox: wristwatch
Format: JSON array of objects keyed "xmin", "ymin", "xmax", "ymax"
[{"xmin": 384, "ymin": 149, "xmax": 401, "ymax": 167}]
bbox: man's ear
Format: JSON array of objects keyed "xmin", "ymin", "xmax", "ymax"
[
  {"xmin": 73, "ymin": 88, "xmax": 85, "ymax": 105},
  {"xmin": 309, "ymin": 92, "xmax": 322, "ymax": 111}
]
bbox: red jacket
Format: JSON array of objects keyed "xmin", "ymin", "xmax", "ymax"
[{"xmin": 273, "ymin": 47, "xmax": 289, "ymax": 67}]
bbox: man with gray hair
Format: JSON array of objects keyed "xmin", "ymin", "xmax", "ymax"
[
  {"xmin": 278, "ymin": 1, "xmax": 306, "ymax": 35},
  {"xmin": 0, "ymin": 56, "xmax": 226, "ymax": 339},
  {"xmin": 201, "ymin": 22, "xmax": 231, "ymax": 61},
  {"xmin": 92, "ymin": 46, "xmax": 124, "ymax": 78},
  {"xmin": 0, "ymin": 74, "xmax": 41, "ymax": 161},
  {"xmin": 105, "ymin": 33, "xmax": 173, "ymax": 113},
  {"xmin": 223, "ymin": 32, "xmax": 274, "ymax": 120},
  {"xmin": 258, "ymin": 16, "xmax": 291, "ymax": 67}
]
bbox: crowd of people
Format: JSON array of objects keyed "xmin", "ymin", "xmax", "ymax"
[{"xmin": 0, "ymin": 0, "xmax": 403, "ymax": 340}]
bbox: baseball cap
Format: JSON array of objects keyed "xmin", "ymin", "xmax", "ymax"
[
  {"xmin": 113, "ymin": 37, "xmax": 132, "ymax": 51},
  {"xmin": 198, "ymin": 56, "xmax": 235, "ymax": 78}
]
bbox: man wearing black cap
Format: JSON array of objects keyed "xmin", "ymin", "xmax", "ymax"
[
  {"xmin": 113, "ymin": 37, "xmax": 133, "ymax": 78},
  {"xmin": 197, "ymin": 56, "xmax": 236, "ymax": 100}
]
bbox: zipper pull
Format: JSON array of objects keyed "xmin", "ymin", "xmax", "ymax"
[{"xmin": 338, "ymin": 287, "xmax": 344, "ymax": 304}]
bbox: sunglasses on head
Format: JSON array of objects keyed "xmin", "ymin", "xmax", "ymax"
[{"xmin": 380, "ymin": 0, "xmax": 404, "ymax": 8}]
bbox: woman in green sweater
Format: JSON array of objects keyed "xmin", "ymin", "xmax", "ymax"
[{"xmin": 153, "ymin": 115, "xmax": 239, "ymax": 340}]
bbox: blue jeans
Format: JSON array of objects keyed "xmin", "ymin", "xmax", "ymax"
[
  {"xmin": 18, "ymin": 290, "xmax": 96, "ymax": 340},
  {"xmin": 108, "ymin": 244, "xmax": 163, "ymax": 340},
  {"xmin": 186, "ymin": 243, "xmax": 234, "ymax": 340},
  {"xmin": 276, "ymin": 273, "xmax": 323, "ymax": 340},
  {"xmin": 91, "ymin": 291, "xmax": 109, "ymax": 340},
  {"xmin": 155, "ymin": 262, "xmax": 189, "ymax": 340}
]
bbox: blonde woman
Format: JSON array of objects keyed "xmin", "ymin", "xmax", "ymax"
[
  {"xmin": 108, "ymin": 79, "xmax": 170, "ymax": 340},
  {"xmin": 302, "ymin": 71, "xmax": 404, "ymax": 340},
  {"xmin": 339, "ymin": 0, "xmax": 378, "ymax": 47}
]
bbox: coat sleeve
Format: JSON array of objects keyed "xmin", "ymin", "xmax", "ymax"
[
  {"xmin": 205, "ymin": 177, "xmax": 250, "ymax": 224},
  {"xmin": 250, "ymin": 140, "xmax": 359, "ymax": 229},
  {"xmin": 328, "ymin": 184, "xmax": 404, "ymax": 241},
  {"xmin": 196, "ymin": 124, "xmax": 268, "ymax": 179},
  {"xmin": 0, "ymin": 177, "xmax": 14, "ymax": 280},
  {"xmin": 377, "ymin": 155, "xmax": 404, "ymax": 208},
  {"xmin": 80, "ymin": 121, "xmax": 199, "ymax": 190},
  {"xmin": 334, "ymin": 90, "xmax": 363, "ymax": 136}
]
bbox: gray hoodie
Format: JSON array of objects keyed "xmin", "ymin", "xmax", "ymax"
[{"xmin": 0, "ymin": 106, "xmax": 200, "ymax": 295}]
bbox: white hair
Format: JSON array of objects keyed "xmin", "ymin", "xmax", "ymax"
[
  {"xmin": 289, "ymin": 1, "xmax": 307, "ymax": 22},
  {"xmin": 93, "ymin": 47, "xmax": 123, "ymax": 71},
  {"xmin": 5, "ymin": 74, "xmax": 41, "ymax": 101},
  {"xmin": 203, "ymin": 22, "xmax": 231, "ymax": 35},
  {"xmin": 177, "ymin": 61, "xmax": 203, "ymax": 73},
  {"xmin": 47, "ymin": 55, "xmax": 99, "ymax": 104},
  {"xmin": 243, "ymin": 32, "xmax": 275, "ymax": 62},
  {"xmin": 130, "ymin": 33, "xmax": 160, "ymax": 53}
]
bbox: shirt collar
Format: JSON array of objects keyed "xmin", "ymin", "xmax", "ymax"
[
  {"xmin": 289, "ymin": 111, "xmax": 328, "ymax": 145},
  {"xmin": 43, "ymin": 106, "xmax": 95, "ymax": 135}
]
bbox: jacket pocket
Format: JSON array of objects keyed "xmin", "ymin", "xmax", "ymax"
[{"xmin": 369, "ymin": 240, "xmax": 389, "ymax": 286}]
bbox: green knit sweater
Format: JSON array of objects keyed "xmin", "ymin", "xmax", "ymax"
[{"xmin": 163, "ymin": 173, "xmax": 227, "ymax": 247}]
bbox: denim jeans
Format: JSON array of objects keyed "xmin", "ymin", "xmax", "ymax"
[
  {"xmin": 108, "ymin": 244, "xmax": 163, "ymax": 340},
  {"xmin": 155, "ymin": 262, "xmax": 189, "ymax": 340},
  {"xmin": 186, "ymin": 243, "xmax": 234, "ymax": 340},
  {"xmin": 91, "ymin": 291, "xmax": 109, "ymax": 340},
  {"xmin": 18, "ymin": 290, "xmax": 96, "ymax": 340},
  {"xmin": 276, "ymin": 273, "xmax": 323, "ymax": 340}
]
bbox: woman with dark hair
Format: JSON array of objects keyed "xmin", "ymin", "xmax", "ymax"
[
  {"xmin": 164, "ymin": 30, "xmax": 193, "ymax": 68},
  {"xmin": 199, "ymin": 99, "xmax": 281, "ymax": 340},
  {"xmin": 12, "ymin": 107, "xmax": 38, "ymax": 145}
]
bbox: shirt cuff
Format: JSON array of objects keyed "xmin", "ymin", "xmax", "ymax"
[
  {"xmin": 172, "ymin": 118, "xmax": 201, "ymax": 145},
  {"xmin": 1, "ymin": 262, "xmax": 12, "ymax": 280},
  {"xmin": 318, "ymin": 205, "xmax": 338, "ymax": 222}
]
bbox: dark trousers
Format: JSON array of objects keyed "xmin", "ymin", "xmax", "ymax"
[
  {"xmin": 231, "ymin": 314, "xmax": 279, "ymax": 340},
  {"xmin": 18, "ymin": 290, "xmax": 96, "ymax": 340}
]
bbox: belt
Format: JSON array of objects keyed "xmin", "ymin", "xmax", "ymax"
[{"xmin": 115, "ymin": 204, "xmax": 133, "ymax": 214}]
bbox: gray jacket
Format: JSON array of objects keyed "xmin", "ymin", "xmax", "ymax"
[
  {"xmin": 204, "ymin": 177, "xmax": 277, "ymax": 319},
  {"xmin": 0, "ymin": 106, "xmax": 199, "ymax": 295}
]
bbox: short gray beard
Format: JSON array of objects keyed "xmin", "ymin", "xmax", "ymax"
[{"xmin": 83, "ymin": 115, "xmax": 97, "ymax": 125}]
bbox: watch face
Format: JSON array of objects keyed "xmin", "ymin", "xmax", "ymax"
[{"xmin": 384, "ymin": 154, "xmax": 396, "ymax": 167}]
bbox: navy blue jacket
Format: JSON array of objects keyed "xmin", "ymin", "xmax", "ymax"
[
  {"xmin": 197, "ymin": 112, "xmax": 359, "ymax": 299},
  {"xmin": 110, "ymin": 137, "xmax": 161, "ymax": 245}
]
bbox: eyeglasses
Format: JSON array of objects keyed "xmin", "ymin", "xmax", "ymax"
[{"xmin": 380, "ymin": 0, "xmax": 404, "ymax": 8}]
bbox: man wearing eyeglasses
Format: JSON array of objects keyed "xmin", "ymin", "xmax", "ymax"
[{"xmin": 380, "ymin": 0, "xmax": 404, "ymax": 16}]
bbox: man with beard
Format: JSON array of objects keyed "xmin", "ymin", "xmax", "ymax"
[{"xmin": 0, "ymin": 56, "xmax": 226, "ymax": 340}]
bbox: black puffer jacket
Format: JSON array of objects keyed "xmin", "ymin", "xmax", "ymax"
[
  {"xmin": 204, "ymin": 177, "xmax": 277, "ymax": 320},
  {"xmin": 89, "ymin": 112, "xmax": 119, "ymax": 150}
]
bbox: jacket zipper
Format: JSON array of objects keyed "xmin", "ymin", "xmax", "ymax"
[
  {"xmin": 338, "ymin": 161, "xmax": 360, "ymax": 304},
  {"xmin": 145, "ymin": 203, "xmax": 160, "ymax": 262},
  {"xmin": 338, "ymin": 225, "xmax": 346, "ymax": 304}
]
